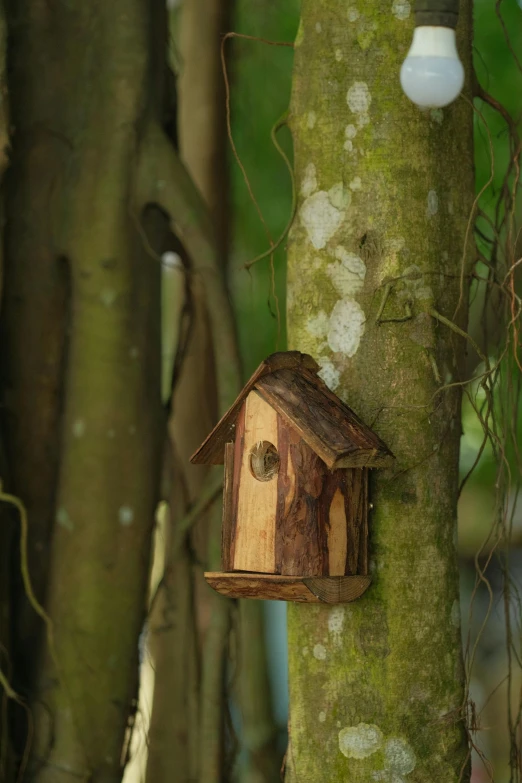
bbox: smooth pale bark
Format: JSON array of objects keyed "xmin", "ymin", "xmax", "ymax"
[
  {"xmin": 285, "ymin": 2, "xmax": 474, "ymax": 782},
  {"xmin": 146, "ymin": 270, "xmax": 214, "ymax": 782},
  {"xmin": 178, "ymin": 0, "xmax": 231, "ymax": 262}
]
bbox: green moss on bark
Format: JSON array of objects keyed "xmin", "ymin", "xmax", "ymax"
[{"xmin": 286, "ymin": 2, "xmax": 474, "ymax": 781}]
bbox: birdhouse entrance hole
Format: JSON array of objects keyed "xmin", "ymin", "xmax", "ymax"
[{"xmin": 250, "ymin": 441, "xmax": 280, "ymax": 482}]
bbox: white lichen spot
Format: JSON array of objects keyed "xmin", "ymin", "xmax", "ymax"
[
  {"xmin": 300, "ymin": 191, "xmax": 344, "ymax": 250},
  {"xmin": 301, "ymin": 162, "xmax": 318, "ymax": 198},
  {"xmin": 317, "ymin": 357, "xmax": 340, "ymax": 391},
  {"xmin": 334, "ymin": 245, "xmax": 366, "ymax": 275},
  {"xmin": 162, "ymin": 251, "xmax": 183, "ymax": 270},
  {"xmin": 328, "ymin": 300, "xmax": 366, "ymax": 357},
  {"xmin": 328, "ymin": 182, "xmax": 351, "ymax": 210},
  {"xmin": 339, "ymin": 724, "xmax": 384, "ymax": 759},
  {"xmin": 327, "ymin": 247, "xmax": 366, "ymax": 297},
  {"xmin": 315, "ymin": 21, "xmax": 322, "ymax": 32},
  {"xmin": 72, "ymin": 419, "xmax": 86, "ymax": 438},
  {"xmin": 313, "ymin": 643, "xmax": 327, "ymax": 660},
  {"xmin": 119, "ymin": 505, "xmax": 134, "ymax": 526},
  {"xmin": 384, "ymin": 738, "xmax": 416, "ymax": 776},
  {"xmin": 56, "ymin": 507, "xmax": 74, "ymax": 532},
  {"xmin": 347, "ymin": 81, "xmax": 371, "ymax": 115},
  {"xmin": 357, "ymin": 112, "xmax": 370, "ymax": 129},
  {"xmin": 307, "ymin": 111, "xmax": 317, "ymax": 130},
  {"xmin": 319, "ymin": 711, "xmax": 327, "ymax": 723},
  {"xmin": 349, "ymin": 176, "xmax": 362, "ymax": 191},
  {"xmin": 427, "ymin": 190, "xmax": 439, "ymax": 217},
  {"xmin": 100, "ymin": 288, "xmax": 117, "ymax": 307},
  {"xmin": 345, "ymin": 124, "xmax": 357, "ymax": 139},
  {"xmin": 307, "ymin": 311, "xmax": 329, "ymax": 338},
  {"xmin": 392, "ymin": 0, "xmax": 411, "ymax": 19},
  {"xmin": 369, "ymin": 557, "xmax": 380, "ymax": 573},
  {"xmin": 344, "ymin": 139, "xmax": 354, "ymax": 152},
  {"xmin": 347, "ymin": 7, "xmax": 360, "ymax": 21},
  {"xmin": 302, "ymin": 646, "xmax": 309, "ymax": 656},
  {"xmin": 328, "ymin": 605, "xmax": 345, "ymax": 646},
  {"xmin": 430, "ymin": 108, "xmax": 444, "ymax": 124},
  {"xmin": 451, "ymin": 599, "xmax": 461, "ymax": 627},
  {"xmin": 335, "ymin": 48, "xmax": 343, "ymax": 61}
]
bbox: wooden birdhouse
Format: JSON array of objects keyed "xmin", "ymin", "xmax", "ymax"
[{"xmin": 191, "ymin": 352, "xmax": 394, "ymax": 604}]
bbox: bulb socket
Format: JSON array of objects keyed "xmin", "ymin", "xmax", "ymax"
[{"xmin": 414, "ymin": 0, "xmax": 459, "ymax": 29}]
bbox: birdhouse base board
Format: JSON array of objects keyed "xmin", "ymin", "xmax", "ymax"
[{"xmin": 204, "ymin": 572, "xmax": 371, "ymax": 604}]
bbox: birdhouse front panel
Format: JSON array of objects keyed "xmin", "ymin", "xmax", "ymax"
[{"xmin": 228, "ymin": 390, "xmax": 279, "ymax": 574}]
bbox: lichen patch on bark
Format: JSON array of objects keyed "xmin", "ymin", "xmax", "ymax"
[{"xmin": 338, "ymin": 723, "xmax": 384, "ymax": 759}]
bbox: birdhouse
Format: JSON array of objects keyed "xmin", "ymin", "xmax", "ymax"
[{"xmin": 191, "ymin": 352, "xmax": 394, "ymax": 604}]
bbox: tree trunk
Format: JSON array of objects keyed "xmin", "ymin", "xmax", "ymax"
[
  {"xmin": 5, "ymin": 3, "xmax": 166, "ymax": 780},
  {"xmin": 3, "ymin": 0, "xmax": 71, "ymax": 701},
  {"xmin": 145, "ymin": 3, "xmax": 231, "ymax": 780},
  {"xmin": 285, "ymin": 2, "xmax": 474, "ymax": 781},
  {"xmin": 178, "ymin": 0, "xmax": 231, "ymax": 263},
  {"xmin": 0, "ymin": 1, "xmax": 11, "ymax": 777},
  {"xmin": 146, "ymin": 267, "xmax": 215, "ymax": 782},
  {"xmin": 146, "ymin": 4, "xmax": 279, "ymax": 781}
]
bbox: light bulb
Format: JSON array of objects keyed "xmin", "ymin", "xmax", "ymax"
[{"xmin": 400, "ymin": 26, "xmax": 464, "ymax": 108}]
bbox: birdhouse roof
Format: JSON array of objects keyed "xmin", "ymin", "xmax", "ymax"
[{"xmin": 190, "ymin": 352, "xmax": 394, "ymax": 470}]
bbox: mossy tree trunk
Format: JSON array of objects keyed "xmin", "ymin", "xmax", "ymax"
[{"xmin": 285, "ymin": 2, "xmax": 474, "ymax": 782}]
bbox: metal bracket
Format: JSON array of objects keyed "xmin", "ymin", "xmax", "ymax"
[{"xmin": 415, "ymin": 0, "xmax": 459, "ymax": 29}]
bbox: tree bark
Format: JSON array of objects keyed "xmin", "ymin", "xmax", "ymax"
[
  {"xmin": 146, "ymin": 269, "xmax": 215, "ymax": 782},
  {"xmin": 145, "ymin": 3, "xmax": 231, "ymax": 780},
  {"xmin": 285, "ymin": 2, "xmax": 474, "ymax": 781},
  {"xmin": 5, "ymin": 3, "xmax": 166, "ymax": 780},
  {"xmin": 3, "ymin": 0, "xmax": 71, "ymax": 699},
  {"xmin": 0, "ymin": 1, "xmax": 12, "ymax": 777},
  {"xmin": 178, "ymin": 0, "xmax": 231, "ymax": 263},
  {"xmin": 147, "ymin": 4, "xmax": 279, "ymax": 780}
]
